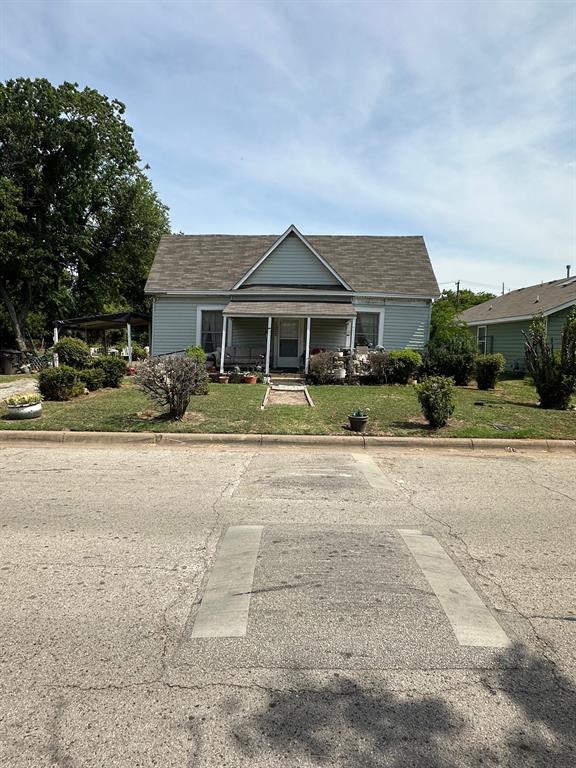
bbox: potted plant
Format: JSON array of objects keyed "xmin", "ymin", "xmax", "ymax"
[
  {"xmin": 218, "ymin": 374, "xmax": 230, "ymax": 384},
  {"xmin": 243, "ymin": 371, "xmax": 258, "ymax": 384},
  {"xmin": 4, "ymin": 392, "xmax": 43, "ymax": 419},
  {"xmin": 348, "ymin": 407, "xmax": 369, "ymax": 433}
]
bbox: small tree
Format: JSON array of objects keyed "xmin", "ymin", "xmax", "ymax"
[
  {"xmin": 52, "ymin": 337, "xmax": 91, "ymax": 369},
  {"xmin": 426, "ymin": 333, "xmax": 477, "ymax": 386},
  {"xmin": 524, "ymin": 309, "xmax": 576, "ymax": 409},
  {"xmin": 135, "ymin": 355, "xmax": 209, "ymax": 420}
]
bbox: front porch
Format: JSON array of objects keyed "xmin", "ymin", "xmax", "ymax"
[{"xmin": 217, "ymin": 301, "xmax": 358, "ymax": 374}]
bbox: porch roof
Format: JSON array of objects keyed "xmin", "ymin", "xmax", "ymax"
[{"xmin": 222, "ymin": 301, "xmax": 356, "ymax": 318}]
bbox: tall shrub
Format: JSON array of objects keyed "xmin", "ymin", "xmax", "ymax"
[
  {"xmin": 475, "ymin": 353, "xmax": 505, "ymax": 390},
  {"xmin": 416, "ymin": 376, "xmax": 455, "ymax": 428},
  {"xmin": 135, "ymin": 355, "xmax": 209, "ymax": 420},
  {"xmin": 38, "ymin": 366, "xmax": 82, "ymax": 400},
  {"xmin": 93, "ymin": 355, "xmax": 127, "ymax": 388},
  {"xmin": 367, "ymin": 352, "xmax": 390, "ymax": 384},
  {"xmin": 52, "ymin": 337, "xmax": 91, "ymax": 369},
  {"xmin": 426, "ymin": 333, "xmax": 477, "ymax": 386},
  {"xmin": 524, "ymin": 310, "xmax": 576, "ymax": 409},
  {"xmin": 387, "ymin": 349, "xmax": 422, "ymax": 384}
]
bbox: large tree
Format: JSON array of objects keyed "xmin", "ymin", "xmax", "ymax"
[
  {"xmin": 430, "ymin": 288, "xmax": 495, "ymax": 343},
  {"xmin": 0, "ymin": 78, "xmax": 169, "ymax": 350}
]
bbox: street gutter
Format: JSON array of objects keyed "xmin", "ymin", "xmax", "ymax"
[{"xmin": 0, "ymin": 430, "xmax": 574, "ymax": 452}]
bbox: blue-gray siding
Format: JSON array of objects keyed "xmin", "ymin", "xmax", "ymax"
[
  {"xmin": 230, "ymin": 317, "xmax": 267, "ymax": 346},
  {"xmin": 310, "ymin": 319, "xmax": 348, "ymax": 349},
  {"xmin": 381, "ymin": 304, "xmax": 430, "ymax": 350},
  {"xmin": 151, "ymin": 297, "xmax": 224, "ymax": 356},
  {"xmin": 244, "ymin": 233, "xmax": 341, "ymax": 286}
]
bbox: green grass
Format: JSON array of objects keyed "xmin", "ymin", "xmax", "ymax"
[
  {"xmin": 0, "ymin": 374, "xmax": 36, "ymax": 384},
  {"xmin": 1, "ymin": 377, "xmax": 574, "ymax": 439}
]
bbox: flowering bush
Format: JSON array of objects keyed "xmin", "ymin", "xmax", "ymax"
[{"xmin": 135, "ymin": 355, "xmax": 209, "ymax": 420}]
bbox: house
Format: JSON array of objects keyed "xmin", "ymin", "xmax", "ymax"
[
  {"xmin": 145, "ymin": 225, "xmax": 440, "ymax": 373},
  {"xmin": 459, "ymin": 274, "xmax": 576, "ymax": 370}
]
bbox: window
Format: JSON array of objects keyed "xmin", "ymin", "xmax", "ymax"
[
  {"xmin": 355, "ymin": 312, "xmax": 379, "ymax": 348},
  {"xmin": 477, "ymin": 325, "xmax": 487, "ymax": 354},
  {"xmin": 201, "ymin": 310, "xmax": 223, "ymax": 352}
]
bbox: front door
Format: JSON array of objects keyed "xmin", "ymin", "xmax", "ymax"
[{"xmin": 275, "ymin": 319, "xmax": 301, "ymax": 369}]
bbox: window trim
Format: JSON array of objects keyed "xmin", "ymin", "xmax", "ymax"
[
  {"xmin": 354, "ymin": 310, "xmax": 381, "ymax": 348},
  {"xmin": 196, "ymin": 305, "xmax": 227, "ymax": 349},
  {"xmin": 477, "ymin": 325, "xmax": 487, "ymax": 354}
]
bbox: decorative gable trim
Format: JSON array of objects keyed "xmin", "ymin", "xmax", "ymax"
[{"xmin": 233, "ymin": 225, "xmax": 352, "ymax": 291}]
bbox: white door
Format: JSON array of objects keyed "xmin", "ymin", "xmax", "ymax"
[{"xmin": 275, "ymin": 319, "xmax": 301, "ymax": 368}]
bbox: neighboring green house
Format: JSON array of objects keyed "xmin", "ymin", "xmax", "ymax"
[
  {"xmin": 145, "ymin": 225, "xmax": 440, "ymax": 373},
  {"xmin": 459, "ymin": 275, "xmax": 576, "ymax": 370}
]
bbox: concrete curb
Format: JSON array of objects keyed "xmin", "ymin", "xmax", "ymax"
[{"xmin": 0, "ymin": 430, "xmax": 574, "ymax": 452}]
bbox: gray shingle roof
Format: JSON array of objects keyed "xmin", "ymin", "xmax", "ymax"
[
  {"xmin": 459, "ymin": 278, "xmax": 576, "ymax": 324},
  {"xmin": 145, "ymin": 233, "xmax": 439, "ymax": 296},
  {"xmin": 223, "ymin": 301, "xmax": 356, "ymax": 317}
]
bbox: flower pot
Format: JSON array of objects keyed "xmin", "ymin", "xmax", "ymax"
[
  {"xmin": 218, "ymin": 375, "xmax": 229, "ymax": 384},
  {"xmin": 209, "ymin": 372, "xmax": 221, "ymax": 383},
  {"xmin": 7, "ymin": 402, "xmax": 42, "ymax": 420},
  {"xmin": 243, "ymin": 375, "xmax": 257, "ymax": 384},
  {"xmin": 334, "ymin": 368, "xmax": 346, "ymax": 380},
  {"xmin": 348, "ymin": 414, "xmax": 368, "ymax": 433}
]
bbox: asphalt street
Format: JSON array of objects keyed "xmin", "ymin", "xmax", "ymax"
[{"xmin": 0, "ymin": 443, "xmax": 575, "ymax": 767}]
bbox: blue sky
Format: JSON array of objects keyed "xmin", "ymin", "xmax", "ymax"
[{"xmin": 1, "ymin": 0, "xmax": 574, "ymax": 293}]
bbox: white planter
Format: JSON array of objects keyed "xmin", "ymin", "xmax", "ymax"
[
  {"xmin": 334, "ymin": 368, "xmax": 346, "ymax": 380},
  {"xmin": 7, "ymin": 402, "xmax": 42, "ymax": 420}
]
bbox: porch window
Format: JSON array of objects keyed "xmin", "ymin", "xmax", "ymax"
[
  {"xmin": 201, "ymin": 310, "xmax": 223, "ymax": 352},
  {"xmin": 355, "ymin": 312, "xmax": 379, "ymax": 348}
]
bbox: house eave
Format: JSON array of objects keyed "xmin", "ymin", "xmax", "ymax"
[
  {"xmin": 146, "ymin": 289, "xmax": 437, "ymax": 300},
  {"xmin": 463, "ymin": 300, "xmax": 576, "ymax": 326}
]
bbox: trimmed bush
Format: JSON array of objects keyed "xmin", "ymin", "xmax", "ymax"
[
  {"xmin": 93, "ymin": 355, "xmax": 127, "ymax": 388},
  {"xmin": 387, "ymin": 349, "xmax": 422, "ymax": 384},
  {"xmin": 135, "ymin": 355, "xmax": 209, "ymax": 420},
  {"xmin": 38, "ymin": 366, "xmax": 82, "ymax": 401},
  {"xmin": 78, "ymin": 367, "xmax": 105, "ymax": 391},
  {"xmin": 476, "ymin": 353, "xmax": 505, "ymax": 390},
  {"xmin": 417, "ymin": 376, "xmax": 455, "ymax": 428},
  {"xmin": 52, "ymin": 337, "xmax": 91, "ymax": 369},
  {"xmin": 308, "ymin": 351, "xmax": 335, "ymax": 384},
  {"xmin": 131, "ymin": 343, "xmax": 148, "ymax": 360},
  {"xmin": 426, "ymin": 334, "xmax": 477, "ymax": 386},
  {"xmin": 185, "ymin": 345, "xmax": 207, "ymax": 364},
  {"xmin": 524, "ymin": 309, "xmax": 576, "ymax": 409}
]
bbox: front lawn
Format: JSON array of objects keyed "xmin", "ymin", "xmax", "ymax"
[{"xmin": 1, "ymin": 378, "xmax": 575, "ymax": 439}]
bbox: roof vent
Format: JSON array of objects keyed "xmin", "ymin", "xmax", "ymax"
[
  {"xmin": 567, "ymin": 265, "xmax": 571, "ymax": 279},
  {"xmin": 488, "ymin": 304, "xmax": 493, "ymax": 311},
  {"xmin": 535, "ymin": 295, "xmax": 540, "ymax": 303}
]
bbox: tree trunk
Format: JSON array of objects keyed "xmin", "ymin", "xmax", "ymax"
[{"xmin": 0, "ymin": 283, "xmax": 29, "ymax": 352}]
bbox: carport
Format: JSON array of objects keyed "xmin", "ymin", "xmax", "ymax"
[{"xmin": 54, "ymin": 311, "xmax": 150, "ymax": 365}]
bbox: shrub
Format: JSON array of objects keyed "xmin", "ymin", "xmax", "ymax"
[
  {"xmin": 416, "ymin": 376, "xmax": 455, "ymax": 428},
  {"xmin": 93, "ymin": 355, "xmax": 127, "ymax": 388},
  {"xmin": 426, "ymin": 333, "xmax": 477, "ymax": 386},
  {"xmin": 38, "ymin": 366, "xmax": 82, "ymax": 401},
  {"xmin": 78, "ymin": 367, "xmax": 105, "ymax": 391},
  {"xmin": 524, "ymin": 309, "xmax": 576, "ymax": 409},
  {"xmin": 308, "ymin": 351, "xmax": 335, "ymax": 384},
  {"xmin": 185, "ymin": 345, "xmax": 207, "ymax": 364},
  {"xmin": 387, "ymin": 349, "xmax": 422, "ymax": 384},
  {"xmin": 367, "ymin": 352, "xmax": 390, "ymax": 384},
  {"xmin": 131, "ymin": 342, "xmax": 148, "ymax": 360},
  {"xmin": 52, "ymin": 337, "xmax": 91, "ymax": 369},
  {"xmin": 135, "ymin": 355, "xmax": 209, "ymax": 420},
  {"xmin": 475, "ymin": 353, "xmax": 505, "ymax": 390}
]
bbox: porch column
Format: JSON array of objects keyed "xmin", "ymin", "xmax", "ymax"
[
  {"xmin": 126, "ymin": 322, "xmax": 132, "ymax": 365},
  {"xmin": 350, "ymin": 316, "xmax": 357, "ymax": 350},
  {"xmin": 265, "ymin": 316, "xmax": 272, "ymax": 376},
  {"xmin": 304, "ymin": 316, "xmax": 311, "ymax": 374},
  {"xmin": 53, "ymin": 326, "xmax": 59, "ymax": 367},
  {"xmin": 219, "ymin": 316, "xmax": 228, "ymax": 374}
]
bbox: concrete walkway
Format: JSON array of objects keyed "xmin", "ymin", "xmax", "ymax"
[{"xmin": 0, "ymin": 377, "xmax": 37, "ymax": 401}]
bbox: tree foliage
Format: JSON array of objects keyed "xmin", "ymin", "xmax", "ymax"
[
  {"xmin": 524, "ymin": 309, "xmax": 576, "ymax": 409},
  {"xmin": 0, "ymin": 78, "xmax": 169, "ymax": 350},
  {"xmin": 430, "ymin": 288, "xmax": 495, "ymax": 344},
  {"xmin": 135, "ymin": 356, "xmax": 209, "ymax": 420}
]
